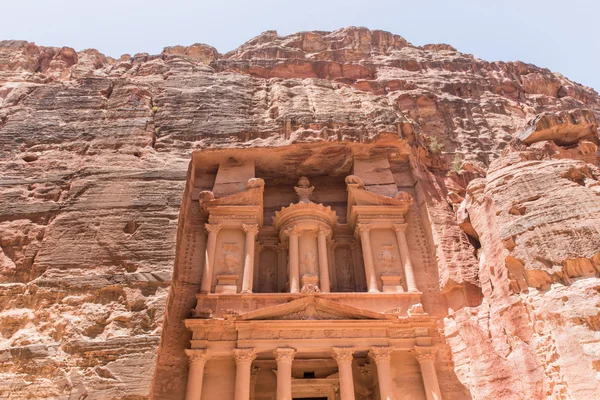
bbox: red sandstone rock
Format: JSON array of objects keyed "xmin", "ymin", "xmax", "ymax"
[{"xmin": 0, "ymin": 27, "xmax": 598, "ymax": 399}]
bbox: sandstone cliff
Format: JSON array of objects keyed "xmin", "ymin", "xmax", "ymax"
[{"xmin": 0, "ymin": 28, "xmax": 598, "ymax": 399}]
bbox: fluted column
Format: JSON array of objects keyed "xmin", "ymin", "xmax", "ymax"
[
  {"xmin": 393, "ymin": 223, "xmax": 418, "ymax": 292},
  {"xmin": 317, "ymin": 227, "xmax": 331, "ymax": 293},
  {"xmin": 233, "ymin": 348, "xmax": 257, "ymax": 400},
  {"xmin": 412, "ymin": 347, "xmax": 442, "ymax": 400},
  {"xmin": 274, "ymin": 348, "xmax": 296, "ymax": 400},
  {"xmin": 185, "ymin": 349, "xmax": 210, "ymax": 400},
  {"xmin": 241, "ymin": 224, "xmax": 259, "ymax": 293},
  {"xmin": 357, "ymin": 223, "xmax": 379, "ymax": 293},
  {"xmin": 332, "ymin": 347, "xmax": 356, "ymax": 400},
  {"xmin": 200, "ymin": 223, "xmax": 221, "ymax": 293},
  {"xmin": 285, "ymin": 226, "xmax": 300, "ymax": 293},
  {"xmin": 369, "ymin": 347, "xmax": 395, "ymax": 400}
]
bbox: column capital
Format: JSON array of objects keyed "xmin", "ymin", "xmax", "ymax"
[
  {"xmin": 185, "ymin": 349, "xmax": 210, "ymax": 366},
  {"xmin": 233, "ymin": 348, "xmax": 257, "ymax": 364},
  {"xmin": 205, "ymin": 223, "xmax": 222, "ymax": 234},
  {"xmin": 318, "ymin": 226, "xmax": 332, "ymax": 237},
  {"xmin": 368, "ymin": 346, "xmax": 393, "ymax": 362},
  {"xmin": 242, "ymin": 223, "xmax": 259, "ymax": 235},
  {"xmin": 356, "ymin": 223, "xmax": 372, "ymax": 233},
  {"xmin": 283, "ymin": 225, "xmax": 300, "ymax": 237},
  {"xmin": 331, "ymin": 347, "xmax": 355, "ymax": 363},
  {"xmin": 273, "ymin": 348, "xmax": 296, "ymax": 362},
  {"xmin": 392, "ymin": 223, "xmax": 408, "ymax": 233},
  {"xmin": 411, "ymin": 346, "xmax": 436, "ymax": 363}
]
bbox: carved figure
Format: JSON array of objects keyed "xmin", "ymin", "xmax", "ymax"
[
  {"xmin": 301, "ymin": 251, "xmax": 317, "ymax": 275},
  {"xmin": 219, "ymin": 243, "xmax": 240, "ymax": 273},
  {"xmin": 344, "ymin": 174, "xmax": 365, "ymax": 189},
  {"xmin": 377, "ymin": 244, "xmax": 396, "ymax": 269},
  {"xmin": 190, "ymin": 308, "xmax": 213, "ymax": 319},
  {"xmin": 408, "ymin": 302, "xmax": 426, "ymax": 315},
  {"xmin": 301, "ymin": 283, "xmax": 320, "ymax": 294},
  {"xmin": 260, "ymin": 265, "xmax": 276, "ymax": 292},
  {"xmin": 246, "ymin": 177, "xmax": 265, "ymax": 189}
]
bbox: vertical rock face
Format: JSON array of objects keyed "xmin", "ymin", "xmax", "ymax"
[{"xmin": 0, "ymin": 27, "xmax": 598, "ymax": 399}]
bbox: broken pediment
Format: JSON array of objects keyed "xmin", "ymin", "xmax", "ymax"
[
  {"xmin": 200, "ymin": 178, "xmax": 265, "ymax": 226},
  {"xmin": 344, "ymin": 175, "xmax": 413, "ymax": 227},
  {"xmin": 235, "ymin": 296, "xmax": 394, "ymax": 321}
]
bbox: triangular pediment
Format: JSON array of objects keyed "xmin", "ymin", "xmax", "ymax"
[{"xmin": 235, "ymin": 296, "xmax": 394, "ymax": 321}]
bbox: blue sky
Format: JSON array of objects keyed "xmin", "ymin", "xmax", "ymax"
[{"xmin": 2, "ymin": 0, "xmax": 598, "ymax": 91}]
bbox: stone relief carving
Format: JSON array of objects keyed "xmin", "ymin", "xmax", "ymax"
[
  {"xmin": 377, "ymin": 244, "xmax": 396, "ymax": 270},
  {"xmin": 300, "ymin": 283, "xmax": 320, "ymax": 293},
  {"xmin": 335, "ymin": 246, "xmax": 354, "ymax": 290},
  {"xmin": 246, "ymin": 177, "xmax": 265, "ymax": 189},
  {"xmin": 259, "ymin": 263, "xmax": 277, "ymax": 293},
  {"xmin": 345, "ymin": 174, "xmax": 365, "ymax": 189},
  {"xmin": 219, "ymin": 243, "xmax": 240, "ymax": 273},
  {"xmin": 190, "ymin": 308, "xmax": 213, "ymax": 319},
  {"xmin": 301, "ymin": 251, "xmax": 317, "ymax": 275},
  {"xmin": 408, "ymin": 302, "xmax": 426, "ymax": 315}
]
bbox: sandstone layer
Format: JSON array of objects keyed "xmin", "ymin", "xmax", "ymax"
[{"xmin": 0, "ymin": 28, "xmax": 598, "ymax": 399}]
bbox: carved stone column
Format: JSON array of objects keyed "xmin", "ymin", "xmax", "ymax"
[
  {"xmin": 241, "ymin": 224, "xmax": 259, "ymax": 293},
  {"xmin": 357, "ymin": 223, "xmax": 379, "ymax": 293},
  {"xmin": 200, "ymin": 223, "xmax": 221, "ymax": 293},
  {"xmin": 185, "ymin": 349, "xmax": 210, "ymax": 400},
  {"xmin": 411, "ymin": 347, "xmax": 442, "ymax": 400},
  {"xmin": 327, "ymin": 239, "xmax": 337, "ymax": 290},
  {"xmin": 392, "ymin": 223, "xmax": 418, "ymax": 292},
  {"xmin": 233, "ymin": 348, "xmax": 257, "ymax": 400},
  {"xmin": 276, "ymin": 242, "xmax": 288, "ymax": 293},
  {"xmin": 369, "ymin": 347, "xmax": 395, "ymax": 400},
  {"xmin": 285, "ymin": 226, "xmax": 300, "ymax": 293},
  {"xmin": 317, "ymin": 227, "xmax": 331, "ymax": 293},
  {"xmin": 274, "ymin": 348, "xmax": 296, "ymax": 400},
  {"xmin": 332, "ymin": 347, "xmax": 356, "ymax": 400}
]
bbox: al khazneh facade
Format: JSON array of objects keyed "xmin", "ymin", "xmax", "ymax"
[{"xmin": 155, "ymin": 142, "xmax": 452, "ymax": 400}]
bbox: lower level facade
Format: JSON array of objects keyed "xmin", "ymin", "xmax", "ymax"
[{"xmin": 184, "ymin": 294, "xmax": 442, "ymax": 400}]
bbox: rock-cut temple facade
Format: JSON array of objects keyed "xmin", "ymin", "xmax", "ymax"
[
  {"xmin": 153, "ymin": 140, "xmax": 465, "ymax": 400},
  {"xmin": 2, "ymin": 28, "xmax": 600, "ymax": 400}
]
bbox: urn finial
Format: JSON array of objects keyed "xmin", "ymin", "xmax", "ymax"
[{"xmin": 294, "ymin": 176, "xmax": 314, "ymax": 203}]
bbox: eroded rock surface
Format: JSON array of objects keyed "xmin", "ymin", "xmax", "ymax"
[{"xmin": 0, "ymin": 27, "xmax": 598, "ymax": 399}]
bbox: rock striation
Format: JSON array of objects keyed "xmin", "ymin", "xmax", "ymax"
[{"xmin": 0, "ymin": 27, "xmax": 598, "ymax": 399}]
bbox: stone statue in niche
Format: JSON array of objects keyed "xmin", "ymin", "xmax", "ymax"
[
  {"xmin": 260, "ymin": 264, "xmax": 277, "ymax": 293},
  {"xmin": 219, "ymin": 243, "xmax": 240, "ymax": 274},
  {"xmin": 377, "ymin": 244, "xmax": 396, "ymax": 271},
  {"xmin": 336, "ymin": 247, "xmax": 354, "ymax": 290},
  {"xmin": 301, "ymin": 251, "xmax": 317, "ymax": 275}
]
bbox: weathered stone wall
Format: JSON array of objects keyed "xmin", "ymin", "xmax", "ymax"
[{"xmin": 0, "ymin": 28, "xmax": 598, "ymax": 399}]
